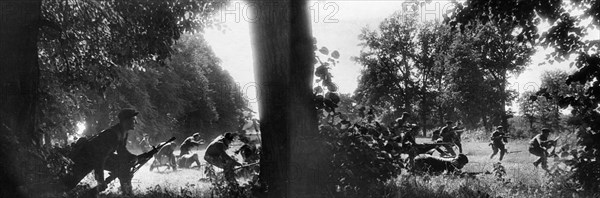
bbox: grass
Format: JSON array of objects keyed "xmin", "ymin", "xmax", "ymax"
[{"xmin": 66, "ymin": 133, "xmax": 592, "ymax": 198}]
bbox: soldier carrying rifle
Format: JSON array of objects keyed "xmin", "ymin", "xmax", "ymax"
[
  {"xmin": 63, "ymin": 108, "xmax": 139, "ymax": 195},
  {"xmin": 529, "ymin": 128, "xmax": 557, "ymax": 170},
  {"xmin": 489, "ymin": 126, "xmax": 509, "ymax": 161}
]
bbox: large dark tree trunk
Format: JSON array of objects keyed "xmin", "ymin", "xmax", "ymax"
[
  {"xmin": 0, "ymin": 0, "xmax": 43, "ymax": 197},
  {"xmin": 250, "ymin": 0, "xmax": 327, "ymax": 197}
]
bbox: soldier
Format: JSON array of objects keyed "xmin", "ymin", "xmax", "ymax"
[
  {"xmin": 150, "ymin": 142, "xmax": 177, "ymax": 171},
  {"xmin": 204, "ymin": 132, "xmax": 242, "ymax": 169},
  {"xmin": 179, "ymin": 132, "xmax": 204, "ymax": 156},
  {"xmin": 529, "ymin": 128, "xmax": 555, "ymax": 169},
  {"xmin": 489, "ymin": 126, "xmax": 508, "ymax": 161},
  {"xmin": 392, "ymin": 112, "xmax": 411, "ymax": 135},
  {"xmin": 64, "ymin": 108, "xmax": 139, "ymax": 195},
  {"xmin": 139, "ymin": 133, "xmax": 151, "ymax": 153},
  {"xmin": 453, "ymin": 122, "xmax": 465, "ymax": 153},
  {"xmin": 438, "ymin": 121, "xmax": 457, "ymax": 157},
  {"xmin": 204, "ymin": 132, "xmax": 242, "ymax": 182},
  {"xmin": 413, "ymin": 154, "xmax": 469, "ymax": 175}
]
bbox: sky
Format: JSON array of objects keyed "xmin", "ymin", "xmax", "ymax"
[{"xmin": 204, "ymin": 0, "xmax": 599, "ymax": 116}]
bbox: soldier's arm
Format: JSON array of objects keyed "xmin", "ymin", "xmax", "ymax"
[{"xmin": 218, "ymin": 144, "xmax": 241, "ymax": 166}]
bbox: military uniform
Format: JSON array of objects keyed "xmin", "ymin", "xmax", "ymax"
[
  {"xmin": 179, "ymin": 133, "xmax": 203, "ymax": 155},
  {"xmin": 489, "ymin": 127, "xmax": 508, "ymax": 161},
  {"xmin": 437, "ymin": 123, "xmax": 456, "ymax": 157},
  {"xmin": 204, "ymin": 133, "xmax": 241, "ymax": 182},
  {"xmin": 63, "ymin": 109, "xmax": 138, "ymax": 195},
  {"xmin": 529, "ymin": 129, "xmax": 552, "ymax": 169}
]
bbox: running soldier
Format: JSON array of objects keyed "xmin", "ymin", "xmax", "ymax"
[{"xmin": 489, "ymin": 126, "xmax": 508, "ymax": 161}]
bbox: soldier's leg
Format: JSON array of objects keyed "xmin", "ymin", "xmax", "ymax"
[
  {"xmin": 499, "ymin": 144, "xmax": 507, "ymax": 161},
  {"xmin": 169, "ymin": 154, "xmax": 177, "ymax": 170},
  {"xmin": 62, "ymin": 162, "xmax": 94, "ymax": 189},
  {"xmin": 490, "ymin": 145, "xmax": 498, "ymax": 159},
  {"xmin": 223, "ymin": 160, "xmax": 237, "ymax": 183},
  {"xmin": 118, "ymin": 175, "xmax": 133, "ymax": 196},
  {"xmin": 540, "ymin": 151, "xmax": 548, "ymax": 170},
  {"xmin": 456, "ymin": 141, "xmax": 463, "ymax": 154},
  {"xmin": 192, "ymin": 154, "xmax": 202, "ymax": 169},
  {"xmin": 529, "ymin": 147, "xmax": 544, "ymax": 167}
]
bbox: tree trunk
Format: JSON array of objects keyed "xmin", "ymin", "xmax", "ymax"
[
  {"xmin": 0, "ymin": 0, "xmax": 43, "ymax": 196},
  {"xmin": 250, "ymin": 0, "xmax": 327, "ymax": 197},
  {"xmin": 0, "ymin": 0, "xmax": 41, "ymax": 146}
]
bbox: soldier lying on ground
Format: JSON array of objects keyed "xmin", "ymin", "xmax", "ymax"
[
  {"xmin": 177, "ymin": 153, "xmax": 203, "ymax": 169},
  {"xmin": 412, "ymin": 154, "xmax": 469, "ymax": 175},
  {"xmin": 63, "ymin": 108, "xmax": 139, "ymax": 195}
]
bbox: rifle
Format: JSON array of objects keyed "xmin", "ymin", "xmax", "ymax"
[
  {"xmin": 86, "ymin": 137, "xmax": 176, "ymax": 193},
  {"xmin": 460, "ymin": 171, "xmax": 492, "ymax": 177},
  {"xmin": 233, "ymin": 162, "xmax": 260, "ymax": 170}
]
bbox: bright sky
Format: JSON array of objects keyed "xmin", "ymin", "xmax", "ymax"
[{"xmin": 204, "ymin": 1, "xmax": 599, "ymax": 116}]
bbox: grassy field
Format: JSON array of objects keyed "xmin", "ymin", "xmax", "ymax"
[{"xmin": 80, "ymin": 137, "xmax": 589, "ymax": 198}]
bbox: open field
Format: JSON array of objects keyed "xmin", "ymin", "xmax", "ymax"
[{"xmin": 81, "ymin": 137, "xmax": 583, "ymax": 198}]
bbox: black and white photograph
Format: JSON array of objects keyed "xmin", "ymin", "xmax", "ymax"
[{"xmin": 1, "ymin": 0, "xmax": 599, "ymax": 197}]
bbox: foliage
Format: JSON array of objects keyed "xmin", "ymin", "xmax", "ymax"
[
  {"xmin": 450, "ymin": 0, "xmax": 600, "ymax": 191},
  {"xmin": 313, "ymin": 42, "xmax": 403, "ymax": 198},
  {"xmin": 354, "ymin": 13, "xmax": 532, "ymax": 132},
  {"xmin": 37, "ymin": 0, "xmax": 234, "ymax": 145},
  {"xmin": 521, "ymin": 70, "xmax": 586, "ymax": 133},
  {"xmin": 204, "ymin": 165, "xmax": 255, "ymax": 198}
]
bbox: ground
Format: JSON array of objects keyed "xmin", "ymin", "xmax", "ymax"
[{"xmin": 81, "ymin": 137, "xmax": 568, "ymax": 197}]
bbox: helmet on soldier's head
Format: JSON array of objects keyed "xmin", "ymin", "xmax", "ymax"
[
  {"xmin": 118, "ymin": 108, "xmax": 139, "ymax": 121},
  {"xmin": 496, "ymin": 126, "xmax": 504, "ymax": 130},
  {"xmin": 542, "ymin": 128, "xmax": 551, "ymax": 133}
]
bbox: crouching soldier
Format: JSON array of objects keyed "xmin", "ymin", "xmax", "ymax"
[
  {"xmin": 150, "ymin": 142, "xmax": 177, "ymax": 171},
  {"xmin": 204, "ymin": 132, "xmax": 242, "ymax": 182},
  {"xmin": 179, "ymin": 132, "xmax": 204, "ymax": 156},
  {"xmin": 529, "ymin": 128, "xmax": 555, "ymax": 170},
  {"xmin": 63, "ymin": 108, "xmax": 139, "ymax": 195},
  {"xmin": 413, "ymin": 154, "xmax": 469, "ymax": 175}
]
